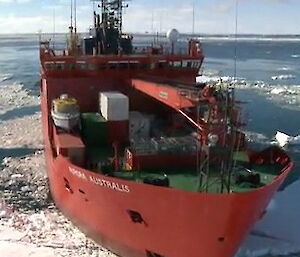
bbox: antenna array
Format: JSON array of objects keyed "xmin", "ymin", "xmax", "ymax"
[{"xmin": 91, "ymin": 0, "xmax": 130, "ymax": 34}]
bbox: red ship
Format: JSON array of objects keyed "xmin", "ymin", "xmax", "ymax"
[{"xmin": 39, "ymin": 1, "xmax": 293, "ymax": 257}]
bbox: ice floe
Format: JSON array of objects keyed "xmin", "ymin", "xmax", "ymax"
[
  {"xmin": 292, "ymin": 135, "xmax": 300, "ymax": 145},
  {"xmin": 277, "ymin": 67, "xmax": 293, "ymax": 72},
  {"xmin": 0, "ymin": 83, "xmax": 39, "ymax": 115},
  {"xmin": 197, "ymin": 74, "xmax": 300, "ymax": 110},
  {"xmin": 245, "ymin": 131, "xmax": 270, "ymax": 145},
  {"xmin": 275, "ymin": 131, "xmax": 292, "ymax": 147},
  {"xmin": 270, "ymin": 88, "xmax": 287, "ymax": 95},
  {"xmin": 273, "ymin": 131, "xmax": 300, "ymax": 148},
  {"xmin": 196, "ymin": 74, "xmax": 245, "ymax": 84},
  {"xmin": 239, "ymin": 180, "xmax": 300, "ymax": 257},
  {"xmin": 271, "ymin": 75, "xmax": 296, "ymax": 81},
  {"xmin": 291, "ymin": 54, "xmax": 300, "ymax": 58},
  {"xmin": 0, "ymin": 74, "xmax": 13, "ymax": 83}
]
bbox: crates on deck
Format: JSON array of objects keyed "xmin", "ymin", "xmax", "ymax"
[
  {"xmin": 129, "ymin": 111, "xmax": 152, "ymax": 140},
  {"xmin": 125, "ymin": 136, "xmax": 199, "ymax": 170},
  {"xmin": 99, "ymin": 92, "xmax": 129, "ymax": 121},
  {"xmin": 81, "ymin": 112, "xmax": 129, "ymax": 146},
  {"xmin": 124, "ymin": 148, "xmax": 197, "ymax": 170},
  {"xmin": 53, "ymin": 129, "xmax": 85, "ymax": 166}
]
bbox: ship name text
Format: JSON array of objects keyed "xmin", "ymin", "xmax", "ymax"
[{"xmin": 68, "ymin": 167, "xmax": 130, "ymax": 193}]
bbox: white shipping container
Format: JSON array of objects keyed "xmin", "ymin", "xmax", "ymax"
[{"xmin": 99, "ymin": 92, "xmax": 129, "ymax": 121}]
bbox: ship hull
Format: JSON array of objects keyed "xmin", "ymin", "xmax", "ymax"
[{"xmin": 41, "ymin": 83, "xmax": 293, "ymax": 257}]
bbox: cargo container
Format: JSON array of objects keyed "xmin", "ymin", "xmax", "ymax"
[
  {"xmin": 81, "ymin": 113, "xmax": 108, "ymax": 147},
  {"xmin": 99, "ymin": 92, "xmax": 129, "ymax": 121},
  {"xmin": 124, "ymin": 148, "xmax": 197, "ymax": 170},
  {"xmin": 53, "ymin": 128, "xmax": 85, "ymax": 166}
]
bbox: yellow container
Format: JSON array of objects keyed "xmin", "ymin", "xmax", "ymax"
[{"xmin": 53, "ymin": 96, "xmax": 79, "ymax": 114}]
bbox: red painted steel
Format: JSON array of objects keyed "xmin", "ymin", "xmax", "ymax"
[
  {"xmin": 40, "ymin": 36, "xmax": 294, "ymax": 257},
  {"xmin": 52, "ymin": 126, "xmax": 85, "ymax": 166},
  {"xmin": 107, "ymin": 120, "xmax": 129, "ymax": 144},
  {"xmin": 131, "ymin": 79, "xmax": 196, "ymax": 109},
  {"xmin": 125, "ymin": 149, "xmax": 197, "ymax": 170},
  {"xmin": 40, "ymin": 77, "xmax": 294, "ymax": 257}
]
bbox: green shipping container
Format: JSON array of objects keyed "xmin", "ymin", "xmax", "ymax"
[{"xmin": 81, "ymin": 113, "xmax": 108, "ymax": 147}]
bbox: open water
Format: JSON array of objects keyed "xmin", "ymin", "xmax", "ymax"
[{"xmin": 0, "ymin": 33, "xmax": 300, "ymax": 257}]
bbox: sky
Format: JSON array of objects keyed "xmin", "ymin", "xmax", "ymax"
[{"xmin": 0, "ymin": 0, "xmax": 299, "ymax": 34}]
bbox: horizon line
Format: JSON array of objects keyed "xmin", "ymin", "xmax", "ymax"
[{"xmin": 0, "ymin": 32, "xmax": 299, "ymax": 37}]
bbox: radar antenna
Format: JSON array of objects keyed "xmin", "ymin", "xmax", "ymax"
[
  {"xmin": 70, "ymin": 0, "xmax": 73, "ymax": 33},
  {"xmin": 67, "ymin": 0, "xmax": 79, "ymax": 55},
  {"xmin": 91, "ymin": 0, "xmax": 130, "ymax": 34},
  {"xmin": 89, "ymin": 0, "xmax": 132, "ymax": 55}
]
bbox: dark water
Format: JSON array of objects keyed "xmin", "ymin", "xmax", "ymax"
[
  {"xmin": 202, "ymin": 39, "xmax": 300, "ymax": 85},
  {"xmin": 0, "ymin": 33, "xmax": 300, "ymax": 257}
]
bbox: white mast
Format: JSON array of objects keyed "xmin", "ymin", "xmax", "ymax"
[
  {"xmin": 53, "ymin": 7, "xmax": 56, "ymax": 49},
  {"xmin": 192, "ymin": 1, "xmax": 195, "ymax": 35},
  {"xmin": 74, "ymin": 0, "xmax": 77, "ymax": 33},
  {"xmin": 234, "ymin": 0, "xmax": 239, "ymax": 80}
]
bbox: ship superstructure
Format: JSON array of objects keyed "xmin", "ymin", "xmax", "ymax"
[{"xmin": 39, "ymin": 1, "xmax": 293, "ymax": 257}]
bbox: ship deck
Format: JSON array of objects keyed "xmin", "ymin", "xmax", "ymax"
[
  {"xmin": 116, "ymin": 164, "xmax": 280, "ymax": 193},
  {"xmin": 85, "ymin": 146, "xmax": 281, "ymax": 193}
]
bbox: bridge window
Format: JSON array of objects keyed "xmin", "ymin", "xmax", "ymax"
[
  {"xmin": 76, "ymin": 62, "xmax": 86, "ymax": 70},
  {"xmin": 56, "ymin": 63, "xmax": 65, "ymax": 70},
  {"xmin": 65, "ymin": 63, "xmax": 76, "ymax": 70},
  {"xmin": 99, "ymin": 63, "xmax": 106, "ymax": 70},
  {"xmin": 182, "ymin": 61, "xmax": 188, "ymax": 68},
  {"xmin": 192, "ymin": 61, "xmax": 201, "ymax": 68},
  {"xmin": 140, "ymin": 63, "xmax": 150, "ymax": 69},
  {"xmin": 119, "ymin": 62, "xmax": 129, "ymax": 69},
  {"xmin": 109, "ymin": 63, "xmax": 117, "ymax": 69},
  {"xmin": 129, "ymin": 63, "xmax": 138, "ymax": 69},
  {"xmin": 175, "ymin": 61, "xmax": 182, "ymax": 68},
  {"xmin": 173, "ymin": 61, "xmax": 182, "ymax": 68},
  {"xmin": 158, "ymin": 62, "xmax": 167, "ymax": 68},
  {"xmin": 45, "ymin": 63, "xmax": 54, "ymax": 71},
  {"xmin": 87, "ymin": 63, "xmax": 96, "ymax": 71}
]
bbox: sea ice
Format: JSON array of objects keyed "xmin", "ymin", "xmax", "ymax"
[
  {"xmin": 291, "ymin": 135, "xmax": 300, "ymax": 145},
  {"xmin": 239, "ymin": 180, "xmax": 300, "ymax": 256},
  {"xmin": 197, "ymin": 74, "xmax": 300, "ymax": 111},
  {"xmin": 270, "ymin": 88, "xmax": 286, "ymax": 95},
  {"xmin": 0, "ymin": 74, "xmax": 13, "ymax": 83},
  {"xmin": 271, "ymin": 75, "xmax": 296, "ymax": 81},
  {"xmin": 278, "ymin": 67, "xmax": 293, "ymax": 71},
  {"xmin": 275, "ymin": 131, "xmax": 292, "ymax": 147},
  {"xmin": 273, "ymin": 131, "xmax": 300, "ymax": 147}
]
